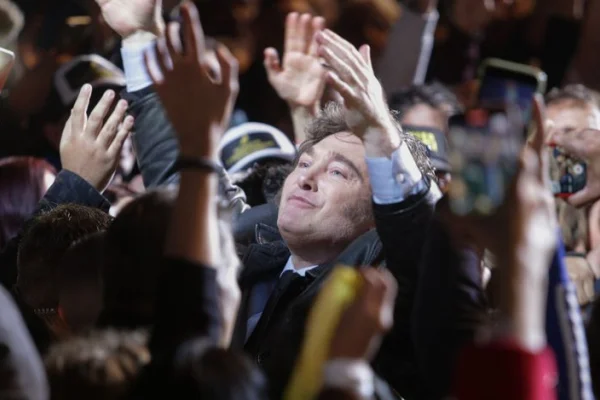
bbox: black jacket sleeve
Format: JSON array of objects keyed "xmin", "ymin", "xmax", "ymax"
[
  {"xmin": 411, "ymin": 210, "xmax": 488, "ymax": 399},
  {"xmin": 371, "ymin": 183, "xmax": 439, "ymax": 398},
  {"xmin": 0, "ymin": 169, "xmax": 110, "ymax": 288},
  {"xmin": 122, "ymin": 87, "xmax": 249, "ymax": 215},
  {"xmin": 148, "ymin": 257, "xmax": 221, "ymax": 357},
  {"xmin": 122, "ymin": 87, "xmax": 180, "ymax": 188}
]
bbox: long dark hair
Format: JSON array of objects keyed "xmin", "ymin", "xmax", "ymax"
[{"xmin": 0, "ymin": 157, "xmax": 56, "ymax": 249}]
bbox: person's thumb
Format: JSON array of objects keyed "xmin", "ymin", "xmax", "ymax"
[{"xmin": 263, "ymin": 48, "xmax": 281, "ymax": 77}]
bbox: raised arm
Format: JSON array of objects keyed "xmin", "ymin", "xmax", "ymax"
[
  {"xmin": 0, "ymin": 85, "xmax": 133, "ymax": 288},
  {"xmin": 142, "ymin": 1, "xmax": 242, "ymax": 352},
  {"xmin": 315, "ymin": 28, "xmax": 440, "ymax": 395},
  {"xmin": 95, "ymin": 0, "xmax": 182, "ymax": 188},
  {"xmin": 452, "ymin": 98, "xmax": 559, "ymax": 400}
]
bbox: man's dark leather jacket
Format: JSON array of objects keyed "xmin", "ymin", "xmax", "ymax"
[{"xmin": 122, "ymin": 86, "xmax": 441, "ymax": 399}]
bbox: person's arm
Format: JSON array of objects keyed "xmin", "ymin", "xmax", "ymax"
[
  {"xmin": 454, "ymin": 342, "xmax": 557, "ymax": 400},
  {"xmin": 449, "ymin": 97, "xmax": 559, "ymax": 400},
  {"xmin": 315, "ymin": 28, "xmax": 441, "ymax": 396},
  {"xmin": 97, "ymin": 0, "xmax": 250, "ymax": 218},
  {"xmin": 143, "ymin": 2, "xmax": 241, "ymax": 354},
  {"xmin": 0, "ymin": 85, "xmax": 133, "ymax": 288}
]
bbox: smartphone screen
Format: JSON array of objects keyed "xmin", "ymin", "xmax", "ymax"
[
  {"xmin": 448, "ymin": 106, "xmax": 525, "ymax": 215},
  {"xmin": 478, "ymin": 62, "xmax": 546, "ymax": 126}
]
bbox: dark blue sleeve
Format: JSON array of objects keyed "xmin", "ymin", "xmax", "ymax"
[{"xmin": 545, "ymin": 237, "xmax": 594, "ymax": 400}]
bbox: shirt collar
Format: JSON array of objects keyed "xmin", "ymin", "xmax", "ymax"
[{"xmin": 280, "ymin": 256, "xmax": 318, "ymax": 278}]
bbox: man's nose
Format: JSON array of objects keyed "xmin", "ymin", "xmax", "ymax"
[{"xmin": 297, "ymin": 168, "xmax": 318, "ymax": 192}]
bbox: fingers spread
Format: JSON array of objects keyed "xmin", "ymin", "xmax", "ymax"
[{"xmin": 87, "ymin": 90, "xmax": 116, "ymax": 137}]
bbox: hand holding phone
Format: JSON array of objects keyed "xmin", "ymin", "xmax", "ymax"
[{"xmin": 448, "ymin": 105, "xmax": 525, "ymax": 215}]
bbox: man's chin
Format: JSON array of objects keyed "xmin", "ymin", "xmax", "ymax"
[{"xmin": 277, "ymin": 212, "xmax": 312, "ymax": 236}]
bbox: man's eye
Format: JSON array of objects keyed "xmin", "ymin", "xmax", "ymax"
[
  {"xmin": 298, "ymin": 161, "xmax": 310, "ymax": 168},
  {"xmin": 330, "ymin": 169, "xmax": 346, "ymax": 178}
]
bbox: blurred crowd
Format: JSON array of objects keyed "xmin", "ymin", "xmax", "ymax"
[{"xmin": 2, "ymin": 0, "xmax": 600, "ymax": 399}]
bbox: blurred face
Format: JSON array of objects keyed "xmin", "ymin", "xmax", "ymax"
[
  {"xmin": 277, "ymin": 133, "xmax": 373, "ymax": 248},
  {"xmin": 547, "ymin": 100, "xmax": 600, "ymax": 134},
  {"xmin": 401, "ymin": 103, "xmax": 447, "ymax": 132}
]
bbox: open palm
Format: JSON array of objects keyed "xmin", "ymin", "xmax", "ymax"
[
  {"xmin": 264, "ymin": 13, "xmax": 327, "ymax": 108},
  {"xmin": 269, "ymin": 51, "xmax": 326, "ymax": 107},
  {"xmin": 96, "ymin": 0, "xmax": 161, "ymax": 38}
]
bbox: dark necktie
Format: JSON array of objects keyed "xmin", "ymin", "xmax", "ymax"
[{"xmin": 245, "ymin": 270, "xmax": 307, "ymax": 354}]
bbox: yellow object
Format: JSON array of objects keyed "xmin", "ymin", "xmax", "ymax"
[{"xmin": 284, "ymin": 266, "xmax": 362, "ymax": 400}]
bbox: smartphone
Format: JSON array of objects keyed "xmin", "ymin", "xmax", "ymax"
[
  {"xmin": 478, "ymin": 58, "xmax": 547, "ymax": 126},
  {"xmin": 549, "ymin": 146, "xmax": 587, "ymax": 198},
  {"xmin": 448, "ymin": 106, "xmax": 525, "ymax": 215},
  {"xmin": 0, "ymin": 48, "xmax": 16, "ymax": 92}
]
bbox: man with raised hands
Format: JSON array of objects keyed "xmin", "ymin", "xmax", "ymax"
[{"xmin": 96, "ymin": 0, "xmax": 441, "ymax": 397}]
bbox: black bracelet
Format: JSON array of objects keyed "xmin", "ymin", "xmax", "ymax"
[{"xmin": 175, "ymin": 157, "xmax": 222, "ymax": 174}]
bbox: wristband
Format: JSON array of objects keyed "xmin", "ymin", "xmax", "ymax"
[{"xmin": 175, "ymin": 157, "xmax": 222, "ymax": 174}]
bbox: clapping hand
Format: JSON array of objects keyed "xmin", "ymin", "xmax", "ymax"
[
  {"xmin": 143, "ymin": 1, "xmax": 239, "ymax": 160},
  {"xmin": 315, "ymin": 29, "xmax": 401, "ymax": 157},
  {"xmin": 264, "ymin": 12, "xmax": 327, "ymax": 112},
  {"xmin": 60, "ymin": 85, "xmax": 134, "ymax": 192}
]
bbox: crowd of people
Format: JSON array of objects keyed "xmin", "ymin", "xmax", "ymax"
[{"xmin": 2, "ymin": 0, "xmax": 600, "ymax": 399}]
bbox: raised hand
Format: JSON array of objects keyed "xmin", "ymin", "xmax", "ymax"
[
  {"xmin": 95, "ymin": 0, "xmax": 164, "ymax": 38},
  {"xmin": 143, "ymin": 1, "xmax": 239, "ymax": 160},
  {"xmin": 549, "ymin": 128, "xmax": 600, "ymax": 207},
  {"xmin": 315, "ymin": 29, "xmax": 400, "ymax": 157},
  {"xmin": 60, "ymin": 85, "xmax": 134, "ymax": 192},
  {"xmin": 328, "ymin": 268, "xmax": 398, "ymax": 361},
  {"xmin": 264, "ymin": 12, "xmax": 327, "ymax": 110}
]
